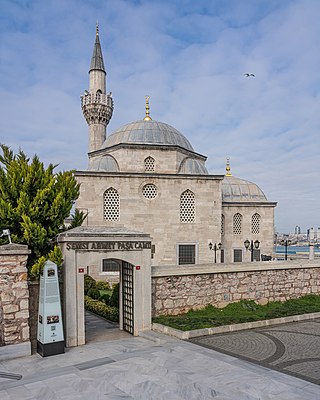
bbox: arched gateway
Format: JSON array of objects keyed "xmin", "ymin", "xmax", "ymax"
[{"xmin": 57, "ymin": 227, "xmax": 152, "ymax": 347}]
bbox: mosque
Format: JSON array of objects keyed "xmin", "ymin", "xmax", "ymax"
[{"xmin": 75, "ymin": 26, "xmax": 277, "ymax": 281}]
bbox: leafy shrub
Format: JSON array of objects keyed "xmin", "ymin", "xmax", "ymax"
[
  {"xmin": 84, "ymin": 296, "xmax": 119, "ymax": 322},
  {"xmin": 84, "ymin": 274, "xmax": 96, "ymax": 295},
  {"xmin": 29, "ymin": 246, "xmax": 63, "ymax": 280},
  {"xmin": 99, "ymin": 293, "xmax": 111, "ymax": 305},
  {"xmin": 110, "ymin": 282, "xmax": 120, "ymax": 308},
  {"xmin": 87, "ymin": 288, "xmax": 100, "ymax": 300},
  {"xmin": 96, "ymin": 281, "xmax": 110, "ymax": 290}
]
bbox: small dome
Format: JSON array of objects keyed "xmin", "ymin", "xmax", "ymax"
[
  {"xmin": 178, "ymin": 158, "xmax": 208, "ymax": 175},
  {"xmin": 102, "ymin": 120, "xmax": 194, "ymax": 151},
  {"xmin": 222, "ymin": 175, "xmax": 268, "ymax": 202},
  {"xmin": 88, "ymin": 155, "xmax": 119, "ymax": 172}
]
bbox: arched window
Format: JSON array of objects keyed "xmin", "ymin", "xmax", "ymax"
[
  {"xmin": 144, "ymin": 156, "xmax": 155, "ymax": 172},
  {"xmin": 103, "ymin": 187, "xmax": 120, "ymax": 221},
  {"xmin": 96, "ymin": 89, "xmax": 102, "ymax": 102},
  {"xmin": 233, "ymin": 213, "xmax": 242, "ymax": 234},
  {"xmin": 180, "ymin": 190, "xmax": 195, "ymax": 223},
  {"xmin": 251, "ymin": 213, "xmax": 261, "ymax": 234},
  {"xmin": 221, "ymin": 214, "xmax": 225, "ymax": 235}
]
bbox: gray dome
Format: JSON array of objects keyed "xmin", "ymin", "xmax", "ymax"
[
  {"xmin": 88, "ymin": 155, "xmax": 119, "ymax": 172},
  {"xmin": 222, "ymin": 176, "xmax": 267, "ymax": 202},
  {"xmin": 103, "ymin": 120, "xmax": 194, "ymax": 151},
  {"xmin": 178, "ymin": 158, "xmax": 208, "ymax": 175}
]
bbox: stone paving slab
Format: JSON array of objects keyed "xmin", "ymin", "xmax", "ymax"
[
  {"xmin": 1, "ymin": 330, "xmax": 320, "ymax": 399},
  {"xmin": 1, "ymin": 313, "xmax": 320, "ymax": 399},
  {"xmin": 190, "ymin": 318, "xmax": 320, "ymax": 386}
]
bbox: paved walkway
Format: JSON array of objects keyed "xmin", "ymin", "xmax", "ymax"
[
  {"xmin": 190, "ymin": 318, "xmax": 320, "ymax": 386},
  {"xmin": 1, "ymin": 315, "xmax": 320, "ymax": 399}
]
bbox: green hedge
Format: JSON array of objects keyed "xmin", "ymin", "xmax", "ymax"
[
  {"xmin": 84, "ymin": 295, "xmax": 119, "ymax": 322},
  {"xmin": 96, "ymin": 281, "xmax": 110, "ymax": 291}
]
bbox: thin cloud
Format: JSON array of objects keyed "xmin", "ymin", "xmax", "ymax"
[{"xmin": 0, "ymin": 0, "xmax": 319, "ymax": 233}]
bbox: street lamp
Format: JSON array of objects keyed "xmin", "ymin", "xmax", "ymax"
[
  {"xmin": 209, "ymin": 242, "xmax": 222, "ymax": 263},
  {"xmin": 280, "ymin": 238, "xmax": 291, "ymax": 260},
  {"xmin": 0, "ymin": 229, "xmax": 11, "ymax": 244},
  {"xmin": 244, "ymin": 239, "xmax": 260, "ymax": 262}
]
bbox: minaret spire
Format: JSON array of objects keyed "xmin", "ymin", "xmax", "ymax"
[
  {"xmin": 89, "ymin": 23, "xmax": 105, "ymax": 73},
  {"xmin": 81, "ymin": 25, "xmax": 114, "ymax": 153},
  {"xmin": 226, "ymin": 157, "xmax": 232, "ymax": 176},
  {"xmin": 143, "ymin": 95, "xmax": 152, "ymax": 121}
]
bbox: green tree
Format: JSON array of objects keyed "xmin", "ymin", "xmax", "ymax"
[{"xmin": 0, "ymin": 144, "xmax": 81, "ymax": 275}]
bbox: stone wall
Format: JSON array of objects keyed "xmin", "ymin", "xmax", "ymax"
[
  {"xmin": 152, "ymin": 261, "xmax": 320, "ymax": 316},
  {"xmin": 0, "ymin": 244, "xmax": 31, "ymax": 352}
]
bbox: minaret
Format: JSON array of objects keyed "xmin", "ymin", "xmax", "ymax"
[{"xmin": 81, "ymin": 24, "xmax": 113, "ymax": 152}]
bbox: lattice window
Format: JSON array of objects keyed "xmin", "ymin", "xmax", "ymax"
[
  {"xmin": 180, "ymin": 190, "xmax": 195, "ymax": 223},
  {"xmin": 234, "ymin": 249, "xmax": 242, "ymax": 262},
  {"xmin": 103, "ymin": 187, "xmax": 120, "ymax": 221},
  {"xmin": 233, "ymin": 213, "xmax": 242, "ymax": 234},
  {"xmin": 178, "ymin": 244, "xmax": 196, "ymax": 265},
  {"xmin": 102, "ymin": 259, "xmax": 120, "ymax": 272},
  {"xmin": 142, "ymin": 183, "xmax": 158, "ymax": 199},
  {"xmin": 144, "ymin": 156, "xmax": 155, "ymax": 172},
  {"xmin": 221, "ymin": 214, "xmax": 225, "ymax": 235},
  {"xmin": 251, "ymin": 213, "xmax": 261, "ymax": 234}
]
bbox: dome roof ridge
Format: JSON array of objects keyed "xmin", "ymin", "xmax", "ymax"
[
  {"xmin": 102, "ymin": 119, "xmax": 194, "ymax": 152},
  {"xmin": 222, "ymin": 174, "xmax": 268, "ymax": 202}
]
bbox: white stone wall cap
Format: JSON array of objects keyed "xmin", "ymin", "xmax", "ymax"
[
  {"xmin": 0, "ymin": 243, "xmax": 31, "ymax": 255},
  {"xmin": 151, "ymin": 260, "xmax": 320, "ymax": 277},
  {"xmin": 57, "ymin": 226, "xmax": 152, "ymax": 239}
]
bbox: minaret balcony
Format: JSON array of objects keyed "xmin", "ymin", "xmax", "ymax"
[{"xmin": 81, "ymin": 93, "xmax": 113, "ymax": 108}]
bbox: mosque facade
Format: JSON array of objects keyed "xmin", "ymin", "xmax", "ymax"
[{"xmin": 75, "ymin": 27, "xmax": 277, "ymax": 280}]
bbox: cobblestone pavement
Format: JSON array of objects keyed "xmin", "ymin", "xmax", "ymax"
[{"xmin": 189, "ymin": 318, "xmax": 320, "ymax": 385}]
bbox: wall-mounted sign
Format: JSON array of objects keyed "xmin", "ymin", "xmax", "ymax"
[
  {"xmin": 37, "ymin": 260, "xmax": 65, "ymax": 357},
  {"xmin": 66, "ymin": 241, "xmax": 151, "ymax": 251}
]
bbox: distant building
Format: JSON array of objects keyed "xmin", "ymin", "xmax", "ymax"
[
  {"xmin": 307, "ymin": 227, "xmax": 315, "ymax": 241},
  {"xmin": 294, "ymin": 225, "xmax": 301, "ymax": 234}
]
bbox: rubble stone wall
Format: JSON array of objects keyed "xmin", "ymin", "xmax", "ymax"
[
  {"xmin": 0, "ymin": 244, "xmax": 31, "ymax": 346},
  {"xmin": 152, "ymin": 262, "xmax": 320, "ymax": 316}
]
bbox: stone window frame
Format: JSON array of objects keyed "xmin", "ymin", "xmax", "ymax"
[
  {"xmin": 221, "ymin": 214, "xmax": 225, "ymax": 235},
  {"xmin": 180, "ymin": 189, "xmax": 196, "ymax": 223},
  {"xmin": 251, "ymin": 213, "xmax": 261, "ymax": 234},
  {"xmin": 177, "ymin": 243, "xmax": 197, "ymax": 265},
  {"xmin": 144, "ymin": 156, "xmax": 155, "ymax": 172},
  {"xmin": 233, "ymin": 248, "xmax": 243, "ymax": 262},
  {"xmin": 102, "ymin": 259, "xmax": 120, "ymax": 273},
  {"xmin": 233, "ymin": 213, "xmax": 242, "ymax": 234},
  {"xmin": 142, "ymin": 183, "xmax": 158, "ymax": 199},
  {"xmin": 103, "ymin": 187, "xmax": 120, "ymax": 221}
]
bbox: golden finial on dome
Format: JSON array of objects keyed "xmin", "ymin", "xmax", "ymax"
[
  {"xmin": 143, "ymin": 95, "xmax": 152, "ymax": 121},
  {"xmin": 226, "ymin": 157, "xmax": 232, "ymax": 176}
]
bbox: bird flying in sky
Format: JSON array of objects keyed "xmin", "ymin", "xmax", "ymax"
[{"xmin": 244, "ymin": 73, "xmax": 255, "ymax": 77}]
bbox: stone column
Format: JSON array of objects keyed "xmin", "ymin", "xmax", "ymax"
[
  {"xmin": 309, "ymin": 241, "xmax": 315, "ymax": 261},
  {"xmin": 0, "ymin": 243, "xmax": 31, "ymax": 360}
]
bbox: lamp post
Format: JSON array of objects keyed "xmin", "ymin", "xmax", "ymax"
[
  {"xmin": 209, "ymin": 242, "xmax": 222, "ymax": 263},
  {"xmin": 281, "ymin": 238, "xmax": 291, "ymax": 260},
  {"xmin": 0, "ymin": 229, "xmax": 11, "ymax": 244},
  {"xmin": 244, "ymin": 239, "xmax": 260, "ymax": 262}
]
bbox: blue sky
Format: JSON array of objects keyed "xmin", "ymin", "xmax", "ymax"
[{"xmin": 1, "ymin": 0, "xmax": 319, "ymax": 234}]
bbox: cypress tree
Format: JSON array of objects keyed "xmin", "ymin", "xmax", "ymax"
[{"xmin": 0, "ymin": 144, "xmax": 82, "ymax": 276}]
